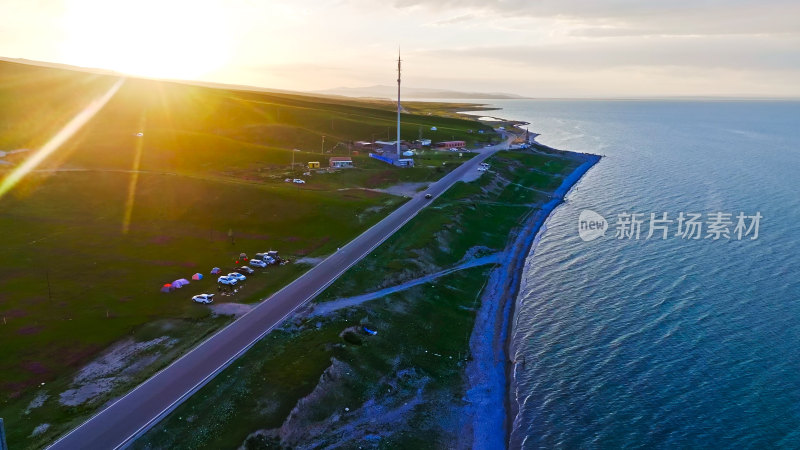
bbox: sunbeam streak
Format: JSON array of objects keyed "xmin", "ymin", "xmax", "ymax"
[
  {"xmin": 122, "ymin": 113, "xmax": 146, "ymax": 234},
  {"xmin": 0, "ymin": 77, "xmax": 125, "ymax": 200}
]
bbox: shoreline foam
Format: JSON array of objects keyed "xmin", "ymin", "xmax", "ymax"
[{"xmin": 462, "ymin": 144, "xmax": 600, "ymax": 449}]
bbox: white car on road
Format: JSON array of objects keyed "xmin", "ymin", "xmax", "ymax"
[
  {"xmin": 192, "ymin": 294, "xmax": 215, "ymax": 304},
  {"xmin": 293, "ymin": 178, "xmax": 306, "ymax": 184},
  {"xmin": 227, "ymin": 272, "xmax": 246, "ymax": 281},
  {"xmin": 218, "ymin": 275, "xmax": 238, "ymax": 285},
  {"xmin": 249, "ymin": 259, "xmax": 267, "ymax": 268}
]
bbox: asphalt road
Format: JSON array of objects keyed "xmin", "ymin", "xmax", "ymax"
[{"xmin": 49, "ymin": 138, "xmax": 509, "ymax": 449}]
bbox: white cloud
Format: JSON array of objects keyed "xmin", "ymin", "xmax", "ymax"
[{"xmin": 386, "ymin": 0, "xmax": 800, "ymax": 36}]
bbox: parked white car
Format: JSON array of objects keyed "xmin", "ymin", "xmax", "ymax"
[
  {"xmin": 249, "ymin": 259, "xmax": 267, "ymax": 268},
  {"xmin": 292, "ymin": 178, "xmax": 306, "ymax": 184},
  {"xmin": 254, "ymin": 253, "xmax": 277, "ymax": 264},
  {"xmin": 192, "ymin": 294, "xmax": 215, "ymax": 304},
  {"xmin": 227, "ymin": 272, "xmax": 246, "ymax": 281},
  {"xmin": 218, "ymin": 275, "xmax": 238, "ymax": 285}
]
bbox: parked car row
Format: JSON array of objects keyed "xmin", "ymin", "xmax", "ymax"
[{"xmin": 192, "ymin": 251, "xmax": 285, "ymax": 304}]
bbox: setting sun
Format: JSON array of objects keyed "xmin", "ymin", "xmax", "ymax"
[{"xmin": 60, "ymin": 0, "xmax": 232, "ymax": 79}]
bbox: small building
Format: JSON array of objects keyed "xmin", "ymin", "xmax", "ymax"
[
  {"xmin": 436, "ymin": 140, "xmax": 466, "ymax": 150},
  {"xmin": 416, "ymin": 138, "xmax": 432, "ymax": 146},
  {"xmin": 329, "ymin": 156, "xmax": 354, "ymax": 168},
  {"xmin": 369, "ymin": 152, "xmax": 415, "ymax": 168},
  {"xmin": 308, "ymin": 161, "xmax": 320, "ymax": 169}
]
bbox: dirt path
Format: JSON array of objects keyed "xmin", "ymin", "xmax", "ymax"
[{"xmin": 306, "ymin": 252, "xmax": 504, "ymax": 317}]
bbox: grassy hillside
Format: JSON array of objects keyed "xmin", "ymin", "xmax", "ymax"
[
  {"xmin": 0, "ymin": 59, "xmax": 498, "ymax": 447},
  {"xmin": 133, "ymin": 149, "xmax": 585, "ymax": 449}
]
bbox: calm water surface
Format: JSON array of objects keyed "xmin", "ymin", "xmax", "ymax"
[{"xmin": 475, "ymin": 100, "xmax": 800, "ymax": 449}]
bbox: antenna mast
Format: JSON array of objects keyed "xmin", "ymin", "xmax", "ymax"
[{"xmin": 397, "ymin": 49, "xmax": 401, "ymax": 158}]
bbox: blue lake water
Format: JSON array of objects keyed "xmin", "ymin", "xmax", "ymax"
[{"xmin": 473, "ymin": 100, "xmax": 800, "ymax": 448}]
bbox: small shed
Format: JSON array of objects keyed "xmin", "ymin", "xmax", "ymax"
[
  {"xmin": 308, "ymin": 161, "xmax": 320, "ymax": 169},
  {"xmin": 329, "ymin": 157, "xmax": 354, "ymax": 168},
  {"xmin": 435, "ymin": 140, "xmax": 466, "ymax": 150}
]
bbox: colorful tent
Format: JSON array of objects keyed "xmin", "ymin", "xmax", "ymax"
[
  {"xmin": 192, "ymin": 273, "xmax": 203, "ymax": 280},
  {"xmin": 210, "ymin": 267, "xmax": 221, "ymax": 275},
  {"xmin": 160, "ymin": 284, "xmax": 174, "ymax": 293},
  {"xmin": 172, "ymin": 279, "xmax": 190, "ymax": 288}
]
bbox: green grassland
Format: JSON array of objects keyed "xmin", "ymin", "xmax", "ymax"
[
  {"xmin": 0, "ymin": 59, "xmax": 499, "ymax": 447},
  {"xmin": 134, "ymin": 149, "xmax": 583, "ymax": 449}
]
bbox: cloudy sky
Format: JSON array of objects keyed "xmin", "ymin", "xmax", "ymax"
[{"xmin": 1, "ymin": 0, "xmax": 799, "ymax": 97}]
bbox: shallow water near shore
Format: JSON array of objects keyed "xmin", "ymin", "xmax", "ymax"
[{"xmin": 473, "ymin": 100, "xmax": 800, "ymax": 448}]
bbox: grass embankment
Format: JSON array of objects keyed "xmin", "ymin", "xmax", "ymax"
[
  {"xmin": 134, "ymin": 149, "xmax": 582, "ymax": 449},
  {"xmin": 0, "ymin": 60, "xmax": 496, "ymax": 448}
]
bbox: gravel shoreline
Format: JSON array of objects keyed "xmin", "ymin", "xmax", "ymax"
[{"xmin": 462, "ymin": 146, "xmax": 601, "ymax": 449}]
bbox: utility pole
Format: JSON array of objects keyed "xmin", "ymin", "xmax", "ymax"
[
  {"xmin": 46, "ymin": 267, "xmax": 52, "ymax": 304},
  {"xmin": 1, "ymin": 418, "xmax": 8, "ymax": 450},
  {"xmin": 321, "ymin": 135, "xmax": 325, "ymax": 154}
]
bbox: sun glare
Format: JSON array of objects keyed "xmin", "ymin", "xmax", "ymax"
[{"xmin": 60, "ymin": 0, "xmax": 232, "ymax": 79}]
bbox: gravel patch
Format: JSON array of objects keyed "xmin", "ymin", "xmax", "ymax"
[
  {"xmin": 25, "ymin": 391, "xmax": 49, "ymax": 414},
  {"xmin": 210, "ymin": 302, "xmax": 253, "ymax": 318},
  {"xmin": 30, "ymin": 423, "xmax": 50, "ymax": 437},
  {"xmin": 295, "ymin": 256, "xmax": 326, "ymax": 266},
  {"xmin": 59, "ymin": 336, "xmax": 176, "ymax": 406},
  {"xmin": 374, "ymin": 182, "xmax": 430, "ymax": 197}
]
